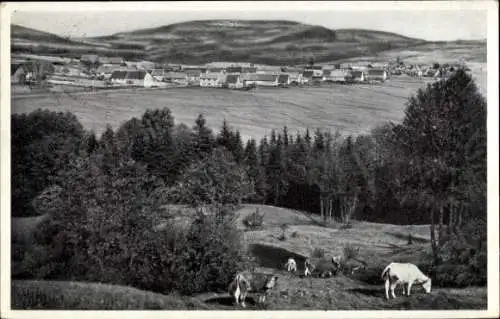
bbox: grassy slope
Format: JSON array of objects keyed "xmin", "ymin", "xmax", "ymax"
[
  {"xmin": 11, "ymin": 204, "xmax": 487, "ymax": 310},
  {"xmin": 11, "ymin": 280, "xmax": 213, "ymax": 310},
  {"xmin": 11, "ymin": 24, "xmax": 142, "ymax": 58},
  {"xmin": 11, "ymin": 20, "xmax": 426, "ymax": 64},
  {"xmin": 232, "ymin": 205, "xmax": 486, "ymax": 310}
]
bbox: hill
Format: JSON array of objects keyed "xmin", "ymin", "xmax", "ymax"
[
  {"xmin": 11, "ymin": 20, "xmax": 431, "ymax": 64},
  {"xmin": 11, "ymin": 24, "xmax": 75, "ymax": 44}
]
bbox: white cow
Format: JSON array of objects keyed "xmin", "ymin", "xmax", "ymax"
[
  {"xmin": 285, "ymin": 258, "xmax": 297, "ymax": 273},
  {"xmin": 381, "ymin": 262, "xmax": 432, "ymax": 300}
]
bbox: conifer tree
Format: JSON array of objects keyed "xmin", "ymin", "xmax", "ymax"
[{"xmin": 192, "ymin": 114, "xmax": 215, "ymax": 160}]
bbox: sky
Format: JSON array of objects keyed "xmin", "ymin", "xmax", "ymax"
[{"xmin": 9, "ymin": 2, "xmax": 488, "ymax": 41}]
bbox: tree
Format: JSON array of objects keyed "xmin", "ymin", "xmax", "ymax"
[
  {"xmin": 304, "ymin": 128, "xmax": 312, "ymax": 147},
  {"xmin": 231, "ymin": 130, "xmax": 245, "ymax": 164},
  {"xmin": 266, "ymin": 137, "xmax": 289, "ymax": 205},
  {"xmin": 168, "ymin": 148, "xmax": 254, "ymax": 209},
  {"xmin": 11, "ymin": 110, "xmax": 84, "ymax": 217},
  {"xmin": 191, "ymin": 114, "xmax": 215, "ymax": 160},
  {"xmin": 131, "ymin": 108, "xmax": 177, "ymax": 184},
  {"xmin": 34, "ymin": 150, "xmax": 166, "ymax": 288},
  {"xmin": 282, "ymin": 126, "xmax": 290, "ymax": 148},
  {"xmin": 313, "ymin": 128, "xmax": 325, "ymax": 153},
  {"xmin": 244, "ymin": 138, "xmax": 260, "ymax": 199},
  {"xmin": 392, "ymin": 69, "xmax": 486, "ymax": 263},
  {"xmin": 216, "ymin": 119, "xmax": 233, "ymax": 152}
]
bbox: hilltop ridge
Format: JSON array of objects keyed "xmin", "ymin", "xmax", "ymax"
[{"xmin": 11, "ymin": 20, "xmax": 484, "ymax": 65}]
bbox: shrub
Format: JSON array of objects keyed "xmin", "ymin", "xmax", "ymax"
[
  {"xmin": 428, "ymin": 237, "xmax": 487, "ymax": 288},
  {"xmin": 291, "ymin": 231, "xmax": 299, "ymax": 238},
  {"xmin": 178, "ymin": 211, "xmax": 249, "ymax": 295},
  {"xmin": 279, "ymin": 223, "xmax": 289, "ymax": 241},
  {"xmin": 311, "ymin": 247, "xmax": 325, "ymax": 259},
  {"xmin": 11, "ymin": 110, "xmax": 84, "ymax": 217},
  {"xmin": 342, "ymin": 243, "xmax": 360, "ymax": 261},
  {"xmin": 407, "ymin": 233, "xmax": 413, "ymax": 245},
  {"xmin": 243, "ymin": 208, "xmax": 264, "ymax": 229}
]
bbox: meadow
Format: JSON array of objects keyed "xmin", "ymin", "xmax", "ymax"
[
  {"xmin": 12, "ymin": 76, "xmax": 437, "ymax": 141},
  {"xmin": 11, "ymin": 204, "xmax": 487, "ymax": 310}
]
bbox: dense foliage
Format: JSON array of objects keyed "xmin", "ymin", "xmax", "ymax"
[{"xmin": 11, "ymin": 69, "xmax": 487, "ymax": 292}]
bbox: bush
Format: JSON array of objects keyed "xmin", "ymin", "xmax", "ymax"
[
  {"xmin": 243, "ymin": 208, "xmax": 264, "ymax": 229},
  {"xmin": 178, "ymin": 211, "xmax": 249, "ymax": 295},
  {"xmin": 279, "ymin": 223, "xmax": 289, "ymax": 241},
  {"xmin": 342, "ymin": 243, "xmax": 360, "ymax": 261},
  {"xmin": 11, "ymin": 110, "xmax": 85, "ymax": 217},
  {"xmin": 428, "ymin": 237, "xmax": 487, "ymax": 288}
]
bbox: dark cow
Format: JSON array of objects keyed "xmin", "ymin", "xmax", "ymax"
[
  {"xmin": 228, "ymin": 271, "xmax": 279, "ymax": 308},
  {"xmin": 304, "ymin": 257, "xmax": 339, "ymax": 278}
]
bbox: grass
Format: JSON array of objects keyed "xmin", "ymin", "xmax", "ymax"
[
  {"xmin": 10, "ymin": 204, "xmax": 487, "ymax": 310},
  {"xmin": 12, "ymin": 280, "xmax": 213, "ymax": 310}
]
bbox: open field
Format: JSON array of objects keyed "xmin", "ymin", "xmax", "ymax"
[
  {"xmin": 12, "ymin": 76, "xmax": 440, "ymax": 140},
  {"xmin": 12, "ymin": 204, "xmax": 487, "ymax": 310}
]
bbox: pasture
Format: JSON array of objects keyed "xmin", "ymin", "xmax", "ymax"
[
  {"xmin": 12, "ymin": 76, "xmax": 436, "ymax": 141},
  {"xmin": 11, "ymin": 204, "xmax": 487, "ymax": 310}
]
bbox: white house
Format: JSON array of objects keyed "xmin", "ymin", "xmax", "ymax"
[
  {"xmin": 110, "ymin": 70, "xmax": 129, "ymax": 85},
  {"xmin": 365, "ymin": 69, "xmax": 388, "ymax": 82},
  {"xmin": 164, "ymin": 72, "xmax": 188, "ymax": 85},
  {"xmin": 137, "ymin": 61, "xmax": 156, "ymax": 71},
  {"xmin": 186, "ymin": 70, "xmax": 202, "ymax": 86},
  {"xmin": 349, "ymin": 70, "xmax": 366, "ymax": 83},
  {"xmin": 200, "ymin": 73, "xmax": 219, "ymax": 87},
  {"xmin": 125, "ymin": 70, "xmax": 155, "ymax": 87},
  {"xmin": 324, "ymin": 69, "xmax": 350, "ymax": 83},
  {"xmin": 287, "ymin": 72, "xmax": 304, "ymax": 85},
  {"xmin": 242, "ymin": 73, "xmax": 278, "ymax": 87},
  {"xmin": 277, "ymin": 74, "xmax": 290, "ymax": 87},
  {"xmin": 226, "ymin": 74, "xmax": 244, "ymax": 89},
  {"xmin": 111, "ymin": 70, "xmax": 155, "ymax": 88},
  {"xmin": 151, "ymin": 69, "xmax": 166, "ymax": 82}
]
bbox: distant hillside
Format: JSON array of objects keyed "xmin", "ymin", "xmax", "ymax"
[
  {"xmin": 10, "ymin": 20, "xmax": 484, "ymax": 65},
  {"xmin": 11, "ymin": 24, "xmax": 73, "ymax": 43}
]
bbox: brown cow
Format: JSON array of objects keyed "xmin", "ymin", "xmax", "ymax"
[{"xmin": 228, "ymin": 271, "xmax": 279, "ymax": 308}]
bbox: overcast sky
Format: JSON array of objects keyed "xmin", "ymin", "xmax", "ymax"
[{"xmin": 10, "ymin": 2, "xmax": 488, "ymax": 41}]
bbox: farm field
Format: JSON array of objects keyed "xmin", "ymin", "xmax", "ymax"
[
  {"xmin": 11, "ymin": 204, "xmax": 487, "ymax": 310},
  {"xmin": 12, "ymin": 76, "xmax": 438, "ymax": 141}
]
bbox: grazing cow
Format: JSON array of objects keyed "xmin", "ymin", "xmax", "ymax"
[
  {"xmin": 331, "ymin": 255, "xmax": 343, "ymax": 269},
  {"xmin": 285, "ymin": 258, "xmax": 297, "ymax": 273},
  {"xmin": 381, "ymin": 262, "xmax": 432, "ymax": 300},
  {"xmin": 341, "ymin": 259, "xmax": 367, "ymax": 276},
  {"xmin": 228, "ymin": 271, "xmax": 279, "ymax": 308},
  {"xmin": 304, "ymin": 258, "xmax": 338, "ymax": 278}
]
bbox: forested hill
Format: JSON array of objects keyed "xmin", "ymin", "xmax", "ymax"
[{"xmin": 12, "ymin": 20, "xmax": 428, "ymax": 64}]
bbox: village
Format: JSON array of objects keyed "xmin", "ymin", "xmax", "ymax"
[{"xmin": 11, "ymin": 53, "xmax": 469, "ymax": 92}]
